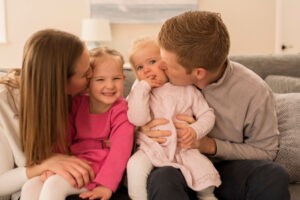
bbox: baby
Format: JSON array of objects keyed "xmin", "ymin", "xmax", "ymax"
[{"xmin": 126, "ymin": 37, "xmax": 221, "ymax": 200}]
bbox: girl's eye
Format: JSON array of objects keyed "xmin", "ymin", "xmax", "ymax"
[
  {"xmin": 113, "ymin": 77, "xmax": 121, "ymax": 80},
  {"xmin": 136, "ymin": 65, "xmax": 143, "ymax": 71},
  {"xmin": 96, "ymin": 78, "xmax": 104, "ymax": 82}
]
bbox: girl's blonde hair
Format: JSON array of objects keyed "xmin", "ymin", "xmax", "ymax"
[
  {"xmin": 20, "ymin": 29, "xmax": 85, "ymax": 166},
  {"xmin": 89, "ymin": 46, "xmax": 124, "ymax": 70}
]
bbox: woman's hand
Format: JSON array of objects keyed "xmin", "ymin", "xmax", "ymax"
[
  {"xmin": 139, "ymin": 118, "xmax": 171, "ymax": 144},
  {"xmin": 42, "ymin": 154, "xmax": 94, "ymax": 188}
]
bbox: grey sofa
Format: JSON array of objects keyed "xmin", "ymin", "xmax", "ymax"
[{"xmin": 124, "ymin": 54, "xmax": 300, "ymax": 200}]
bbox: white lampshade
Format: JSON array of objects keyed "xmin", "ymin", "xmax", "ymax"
[{"xmin": 81, "ymin": 18, "xmax": 112, "ymax": 42}]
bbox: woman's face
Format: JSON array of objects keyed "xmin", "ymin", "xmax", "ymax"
[{"xmin": 67, "ymin": 47, "xmax": 91, "ymax": 96}]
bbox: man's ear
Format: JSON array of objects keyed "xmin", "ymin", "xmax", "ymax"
[{"xmin": 192, "ymin": 67, "xmax": 207, "ymax": 80}]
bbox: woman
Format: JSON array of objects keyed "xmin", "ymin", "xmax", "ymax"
[{"xmin": 0, "ymin": 29, "xmax": 94, "ymax": 200}]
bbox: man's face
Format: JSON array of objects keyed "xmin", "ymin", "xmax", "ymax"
[{"xmin": 160, "ymin": 48, "xmax": 194, "ymax": 86}]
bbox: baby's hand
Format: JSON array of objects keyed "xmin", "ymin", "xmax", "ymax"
[
  {"xmin": 79, "ymin": 185, "xmax": 112, "ymax": 200},
  {"xmin": 40, "ymin": 170, "xmax": 55, "ymax": 182},
  {"xmin": 144, "ymin": 78, "xmax": 164, "ymax": 88}
]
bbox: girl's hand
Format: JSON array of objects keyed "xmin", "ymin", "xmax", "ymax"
[
  {"xmin": 40, "ymin": 170, "xmax": 55, "ymax": 182},
  {"xmin": 175, "ymin": 115, "xmax": 197, "ymax": 149},
  {"xmin": 42, "ymin": 154, "xmax": 94, "ymax": 188},
  {"xmin": 144, "ymin": 78, "xmax": 164, "ymax": 88},
  {"xmin": 79, "ymin": 186, "xmax": 112, "ymax": 200},
  {"xmin": 139, "ymin": 118, "xmax": 171, "ymax": 144},
  {"xmin": 175, "ymin": 114, "xmax": 217, "ymax": 155}
]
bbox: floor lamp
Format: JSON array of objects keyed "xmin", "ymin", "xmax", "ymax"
[{"xmin": 81, "ymin": 18, "xmax": 112, "ymax": 50}]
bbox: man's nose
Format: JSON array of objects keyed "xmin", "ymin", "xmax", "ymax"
[{"xmin": 159, "ymin": 62, "xmax": 167, "ymax": 70}]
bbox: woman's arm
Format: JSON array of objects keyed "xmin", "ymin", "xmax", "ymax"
[{"xmin": 0, "ymin": 134, "xmax": 27, "ymax": 196}]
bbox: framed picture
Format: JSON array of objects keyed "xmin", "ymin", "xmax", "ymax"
[
  {"xmin": 0, "ymin": 0, "xmax": 6, "ymax": 43},
  {"xmin": 90, "ymin": 0, "xmax": 198, "ymax": 24}
]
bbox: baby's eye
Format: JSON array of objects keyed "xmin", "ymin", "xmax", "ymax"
[
  {"xmin": 113, "ymin": 77, "xmax": 121, "ymax": 80},
  {"xmin": 149, "ymin": 59, "xmax": 156, "ymax": 65},
  {"xmin": 136, "ymin": 65, "xmax": 143, "ymax": 71}
]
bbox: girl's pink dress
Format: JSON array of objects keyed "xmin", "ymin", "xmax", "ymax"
[{"xmin": 69, "ymin": 95, "xmax": 134, "ymax": 191}]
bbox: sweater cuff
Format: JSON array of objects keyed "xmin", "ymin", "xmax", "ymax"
[{"xmin": 213, "ymin": 138, "xmax": 228, "ymax": 159}]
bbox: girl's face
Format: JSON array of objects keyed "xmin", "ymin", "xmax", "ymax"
[
  {"xmin": 67, "ymin": 47, "xmax": 92, "ymax": 96},
  {"xmin": 131, "ymin": 45, "xmax": 168, "ymax": 84},
  {"xmin": 89, "ymin": 55, "xmax": 124, "ymax": 112}
]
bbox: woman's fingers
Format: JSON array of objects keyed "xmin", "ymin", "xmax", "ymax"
[
  {"xmin": 69, "ymin": 156, "xmax": 95, "ymax": 181},
  {"xmin": 65, "ymin": 157, "xmax": 94, "ymax": 187},
  {"xmin": 45, "ymin": 154, "xmax": 94, "ymax": 188}
]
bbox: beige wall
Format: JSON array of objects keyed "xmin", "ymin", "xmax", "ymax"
[
  {"xmin": 0, "ymin": 0, "xmax": 90, "ymax": 67},
  {"xmin": 0, "ymin": 0, "xmax": 276, "ymax": 67}
]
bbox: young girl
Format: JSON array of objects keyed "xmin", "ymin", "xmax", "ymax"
[
  {"xmin": 20, "ymin": 47, "xmax": 134, "ymax": 200},
  {"xmin": 126, "ymin": 38, "xmax": 221, "ymax": 200}
]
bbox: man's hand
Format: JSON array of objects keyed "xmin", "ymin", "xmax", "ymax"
[{"xmin": 139, "ymin": 118, "xmax": 171, "ymax": 144}]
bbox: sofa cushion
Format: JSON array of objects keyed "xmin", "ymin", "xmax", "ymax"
[
  {"xmin": 265, "ymin": 75, "xmax": 300, "ymax": 93},
  {"xmin": 274, "ymin": 93, "xmax": 300, "ymax": 183}
]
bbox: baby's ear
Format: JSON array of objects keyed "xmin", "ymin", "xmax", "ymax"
[{"xmin": 192, "ymin": 67, "xmax": 207, "ymax": 81}]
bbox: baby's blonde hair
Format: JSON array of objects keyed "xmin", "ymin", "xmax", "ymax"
[{"xmin": 129, "ymin": 37, "xmax": 159, "ymax": 68}]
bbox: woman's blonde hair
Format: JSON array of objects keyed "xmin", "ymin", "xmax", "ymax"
[{"xmin": 20, "ymin": 29, "xmax": 85, "ymax": 166}]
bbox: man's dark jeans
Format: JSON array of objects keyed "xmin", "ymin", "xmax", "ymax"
[{"xmin": 147, "ymin": 160, "xmax": 290, "ymax": 200}]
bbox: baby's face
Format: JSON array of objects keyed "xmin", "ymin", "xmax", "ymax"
[{"xmin": 131, "ymin": 45, "xmax": 168, "ymax": 84}]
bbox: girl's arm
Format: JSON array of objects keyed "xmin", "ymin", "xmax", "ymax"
[
  {"xmin": 127, "ymin": 80, "xmax": 152, "ymax": 126},
  {"xmin": 91, "ymin": 100, "xmax": 134, "ymax": 192},
  {"xmin": 189, "ymin": 87, "xmax": 215, "ymax": 140}
]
